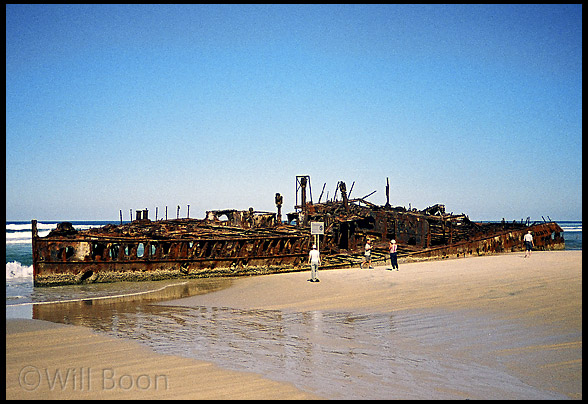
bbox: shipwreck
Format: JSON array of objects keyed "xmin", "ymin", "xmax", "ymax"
[{"xmin": 32, "ymin": 175, "xmax": 565, "ymax": 286}]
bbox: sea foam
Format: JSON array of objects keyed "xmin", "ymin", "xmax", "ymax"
[{"xmin": 6, "ymin": 261, "xmax": 33, "ymax": 280}]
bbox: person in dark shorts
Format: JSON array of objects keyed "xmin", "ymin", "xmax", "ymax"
[
  {"xmin": 389, "ymin": 239, "xmax": 398, "ymax": 271},
  {"xmin": 524, "ymin": 230, "xmax": 534, "ymax": 258}
]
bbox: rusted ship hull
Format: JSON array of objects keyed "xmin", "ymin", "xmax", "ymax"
[
  {"xmin": 32, "ymin": 220, "xmax": 313, "ymax": 286},
  {"xmin": 31, "ymin": 177, "xmax": 565, "ymax": 287}
]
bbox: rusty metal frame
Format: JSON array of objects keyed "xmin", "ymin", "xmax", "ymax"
[{"xmin": 32, "ymin": 176, "xmax": 565, "ymax": 287}]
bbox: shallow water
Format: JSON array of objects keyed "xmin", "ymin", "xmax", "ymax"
[{"xmin": 30, "ymin": 294, "xmax": 571, "ymax": 400}]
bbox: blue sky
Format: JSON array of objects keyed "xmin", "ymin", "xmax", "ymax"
[{"xmin": 6, "ymin": 4, "xmax": 582, "ymax": 221}]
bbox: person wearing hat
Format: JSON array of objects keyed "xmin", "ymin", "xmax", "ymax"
[
  {"xmin": 308, "ymin": 244, "xmax": 321, "ymax": 282},
  {"xmin": 389, "ymin": 239, "xmax": 399, "ymax": 271}
]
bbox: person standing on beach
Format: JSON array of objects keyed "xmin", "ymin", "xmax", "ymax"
[
  {"xmin": 360, "ymin": 239, "xmax": 373, "ymax": 269},
  {"xmin": 308, "ymin": 244, "xmax": 321, "ymax": 282},
  {"xmin": 524, "ymin": 230, "xmax": 534, "ymax": 258},
  {"xmin": 389, "ymin": 239, "xmax": 398, "ymax": 271}
]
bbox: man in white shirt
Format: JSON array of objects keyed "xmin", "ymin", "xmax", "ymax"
[
  {"xmin": 308, "ymin": 244, "xmax": 321, "ymax": 282},
  {"xmin": 523, "ymin": 230, "xmax": 534, "ymax": 258},
  {"xmin": 360, "ymin": 239, "xmax": 373, "ymax": 269}
]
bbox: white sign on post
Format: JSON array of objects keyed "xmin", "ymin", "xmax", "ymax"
[{"xmin": 310, "ymin": 222, "xmax": 324, "ymax": 235}]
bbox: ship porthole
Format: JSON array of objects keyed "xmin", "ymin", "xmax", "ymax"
[
  {"xmin": 65, "ymin": 246, "xmax": 75, "ymax": 259},
  {"xmin": 78, "ymin": 270, "xmax": 94, "ymax": 283}
]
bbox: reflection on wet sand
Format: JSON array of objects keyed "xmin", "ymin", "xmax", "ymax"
[
  {"xmin": 33, "ymin": 289, "xmax": 568, "ymax": 399},
  {"xmin": 32, "ymin": 277, "xmax": 235, "ymax": 327}
]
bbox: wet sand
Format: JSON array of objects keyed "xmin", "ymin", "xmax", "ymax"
[
  {"xmin": 163, "ymin": 250, "xmax": 582, "ymax": 399},
  {"xmin": 5, "ymin": 318, "xmax": 319, "ymax": 399},
  {"xmin": 6, "ymin": 250, "xmax": 582, "ymax": 399}
]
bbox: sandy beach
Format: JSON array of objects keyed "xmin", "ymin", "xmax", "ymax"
[
  {"xmin": 6, "ymin": 250, "xmax": 582, "ymax": 399},
  {"xmin": 5, "ymin": 318, "xmax": 319, "ymax": 400}
]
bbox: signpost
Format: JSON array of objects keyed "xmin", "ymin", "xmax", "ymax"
[{"xmin": 310, "ymin": 222, "xmax": 324, "ymax": 254}]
